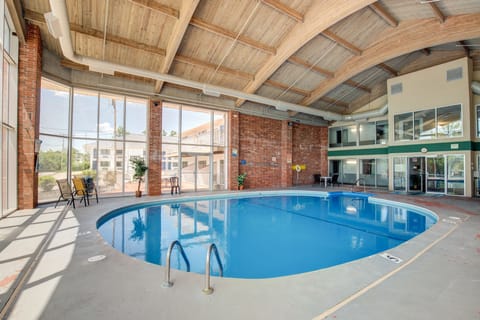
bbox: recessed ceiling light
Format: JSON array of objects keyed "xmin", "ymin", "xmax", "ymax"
[{"xmin": 418, "ymin": 0, "xmax": 441, "ymax": 4}]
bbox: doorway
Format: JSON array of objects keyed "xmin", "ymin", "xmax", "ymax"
[
  {"xmin": 181, "ymin": 152, "xmax": 211, "ymax": 192},
  {"xmin": 408, "ymin": 157, "xmax": 425, "ymax": 192}
]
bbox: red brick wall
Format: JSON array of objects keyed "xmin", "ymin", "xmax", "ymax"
[
  {"xmin": 292, "ymin": 123, "xmax": 328, "ymax": 185},
  {"xmin": 18, "ymin": 24, "xmax": 42, "ymax": 209},
  {"xmin": 236, "ymin": 114, "xmax": 285, "ymax": 189},
  {"xmin": 228, "ymin": 111, "xmax": 240, "ymax": 190},
  {"xmin": 147, "ymin": 100, "xmax": 162, "ymax": 195}
]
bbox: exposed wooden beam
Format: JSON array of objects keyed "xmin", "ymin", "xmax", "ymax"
[
  {"xmin": 155, "ymin": 0, "xmax": 200, "ymax": 93},
  {"xmin": 24, "ymin": 10, "xmax": 167, "ymax": 56},
  {"xmin": 319, "ymin": 96, "xmax": 349, "ymax": 109},
  {"xmin": 129, "ymin": 0, "xmax": 179, "ymax": 18},
  {"xmin": 369, "ymin": 2, "xmax": 397, "ymax": 27},
  {"xmin": 174, "ymin": 54, "xmax": 254, "ymax": 80},
  {"xmin": 377, "ymin": 63, "xmax": 398, "ymax": 76},
  {"xmin": 60, "ymin": 59, "xmax": 89, "ymax": 71},
  {"xmin": 421, "ymin": 48, "xmax": 431, "ymax": 55},
  {"xmin": 264, "ymin": 79, "xmax": 310, "ymax": 96},
  {"xmin": 189, "ymin": 18, "xmax": 276, "ymax": 55},
  {"xmin": 456, "ymin": 41, "xmax": 470, "ymax": 57},
  {"xmin": 428, "ymin": 2, "xmax": 445, "ymax": 23},
  {"xmin": 235, "ymin": 0, "xmax": 377, "ymax": 107},
  {"xmin": 322, "ymin": 30, "xmax": 362, "ymax": 56},
  {"xmin": 344, "ymin": 80, "xmax": 371, "ymax": 93},
  {"xmin": 287, "ymin": 56, "xmax": 334, "ymax": 78},
  {"xmin": 302, "ymin": 14, "xmax": 480, "ymax": 106},
  {"xmin": 70, "ymin": 23, "xmax": 166, "ymax": 56},
  {"xmin": 259, "ymin": 0, "xmax": 304, "ymax": 22}
]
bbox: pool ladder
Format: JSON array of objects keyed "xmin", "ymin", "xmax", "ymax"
[
  {"xmin": 162, "ymin": 241, "xmax": 223, "ymax": 295},
  {"xmin": 351, "ymin": 177, "xmax": 366, "ymax": 192}
]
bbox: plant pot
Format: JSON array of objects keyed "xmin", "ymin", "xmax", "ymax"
[
  {"xmin": 135, "ymin": 190, "xmax": 142, "ymax": 197},
  {"xmin": 238, "ymin": 185, "xmax": 244, "ymax": 190}
]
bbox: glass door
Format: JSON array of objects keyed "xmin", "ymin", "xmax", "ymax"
[
  {"xmin": 181, "ymin": 150, "xmax": 211, "ymax": 192},
  {"xmin": 426, "ymin": 156, "xmax": 445, "ymax": 193},
  {"xmin": 446, "ymin": 154, "xmax": 464, "ymax": 196},
  {"xmin": 408, "ymin": 157, "xmax": 425, "ymax": 192},
  {"xmin": 393, "ymin": 157, "xmax": 407, "ymax": 191}
]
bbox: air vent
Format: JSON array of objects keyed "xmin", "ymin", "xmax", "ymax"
[
  {"xmin": 390, "ymin": 83, "xmax": 403, "ymax": 95},
  {"xmin": 446, "ymin": 67, "xmax": 463, "ymax": 82}
]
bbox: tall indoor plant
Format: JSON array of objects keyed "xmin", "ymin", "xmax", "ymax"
[
  {"xmin": 237, "ymin": 172, "xmax": 247, "ymax": 190},
  {"xmin": 130, "ymin": 157, "xmax": 148, "ymax": 197}
]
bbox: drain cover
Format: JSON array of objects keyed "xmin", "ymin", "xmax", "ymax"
[
  {"xmin": 380, "ymin": 252, "xmax": 403, "ymax": 264},
  {"xmin": 88, "ymin": 255, "xmax": 106, "ymax": 262}
]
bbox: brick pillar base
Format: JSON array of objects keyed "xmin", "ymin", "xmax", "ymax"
[{"xmin": 18, "ymin": 24, "xmax": 42, "ymax": 209}]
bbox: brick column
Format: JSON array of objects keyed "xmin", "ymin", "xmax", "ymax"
[
  {"xmin": 228, "ymin": 111, "xmax": 240, "ymax": 190},
  {"xmin": 147, "ymin": 100, "xmax": 162, "ymax": 195},
  {"xmin": 18, "ymin": 24, "xmax": 42, "ymax": 209},
  {"xmin": 280, "ymin": 120, "xmax": 293, "ymax": 187}
]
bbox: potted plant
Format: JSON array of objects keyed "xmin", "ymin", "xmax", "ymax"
[
  {"xmin": 130, "ymin": 157, "xmax": 148, "ymax": 197},
  {"xmin": 237, "ymin": 172, "xmax": 247, "ymax": 190}
]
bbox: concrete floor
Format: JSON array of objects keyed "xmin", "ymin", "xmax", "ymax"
[{"xmin": 0, "ymin": 189, "xmax": 479, "ymax": 320}]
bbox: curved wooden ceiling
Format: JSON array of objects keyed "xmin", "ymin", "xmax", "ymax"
[{"xmin": 23, "ymin": 0, "xmax": 480, "ymax": 116}]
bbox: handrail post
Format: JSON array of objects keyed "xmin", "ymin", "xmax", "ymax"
[
  {"xmin": 162, "ymin": 240, "xmax": 190, "ymax": 288},
  {"xmin": 202, "ymin": 243, "xmax": 224, "ymax": 295}
]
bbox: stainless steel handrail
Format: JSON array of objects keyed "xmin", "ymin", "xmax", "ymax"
[
  {"xmin": 162, "ymin": 240, "xmax": 190, "ymax": 288},
  {"xmin": 202, "ymin": 243, "xmax": 224, "ymax": 295},
  {"xmin": 351, "ymin": 177, "xmax": 366, "ymax": 192}
]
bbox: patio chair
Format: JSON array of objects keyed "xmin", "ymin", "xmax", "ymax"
[
  {"xmin": 72, "ymin": 177, "xmax": 89, "ymax": 206},
  {"xmin": 84, "ymin": 177, "xmax": 99, "ymax": 204},
  {"xmin": 330, "ymin": 174, "xmax": 340, "ymax": 187},
  {"xmin": 170, "ymin": 177, "xmax": 180, "ymax": 195},
  {"xmin": 55, "ymin": 179, "xmax": 77, "ymax": 208}
]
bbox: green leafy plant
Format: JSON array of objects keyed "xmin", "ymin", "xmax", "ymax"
[
  {"xmin": 130, "ymin": 157, "xmax": 148, "ymax": 195},
  {"xmin": 237, "ymin": 172, "xmax": 247, "ymax": 187}
]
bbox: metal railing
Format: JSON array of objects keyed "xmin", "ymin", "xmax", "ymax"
[
  {"xmin": 351, "ymin": 177, "xmax": 366, "ymax": 192},
  {"xmin": 162, "ymin": 240, "xmax": 190, "ymax": 288},
  {"xmin": 202, "ymin": 243, "xmax": 224, "ymax": 295}
]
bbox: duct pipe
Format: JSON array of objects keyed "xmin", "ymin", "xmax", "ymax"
[
  {"xmin": 472, "ymin": 80, "xmax": 480, "ymax": 95},
  {"xmin": 48, "ymin": 0, "xmax": 386, "ymax": 121}
]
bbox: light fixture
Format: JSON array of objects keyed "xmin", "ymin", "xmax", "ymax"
[
  {"xmin": 418, "ymin": 0, "xmax": 441, "ymax": 4},
  {"xmin": 44, "ymin": 12, "xmax": 63, "ymax": 39}
]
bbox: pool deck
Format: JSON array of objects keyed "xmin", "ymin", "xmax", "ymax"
[{"xmin": 1, "ymin": 188, "xmax": 479, "ymax": 319}]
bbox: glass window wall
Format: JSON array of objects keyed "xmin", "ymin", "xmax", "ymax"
[
  {"xmin": 476, "ymin": 105, "xmax": 480, "ymax": 138},
  {"xmin": 394, "ymin": 113, "xmax": 413, "ymax": 141},
  {"xmin": 446, "ymin": 154, "xmax": 464, "ymax": 195},
  {"xmin": 414, "ymin": 109, "xmax": 436, "ymax": 140},
  {"xmin": 393, "ymin": 157, "xmax": 407, "ymax": 191},
  {"xmin": 359, "ymin": 123, "xmax": 375, "ymax": 146},
  {"xmin": 162, "ymin": 102, "xmax": 227, "ymax": 193},
  {"xmin": 38, "ymin": 78, "xmax": 148, "ymax": 202},
  {"xmin": 437, "ymin": 105, "xmax": 462, "ymax": 138}
]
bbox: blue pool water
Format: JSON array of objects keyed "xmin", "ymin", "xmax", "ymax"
[{"xmin": 97, "ymin": 192, "xmax": 436, "ymax": 279}]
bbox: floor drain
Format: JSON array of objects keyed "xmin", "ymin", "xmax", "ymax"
[
  {"xmin": 88, "ymin": 255, "xmax": 106, "ymax": 262},
  {"xmin": 380, "ymin": 252, "xmax": 403, "ymax": 264}
]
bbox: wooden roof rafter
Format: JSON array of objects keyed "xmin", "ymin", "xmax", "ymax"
[
  {"xmin": 154, "ymin": 0, "xmax": 200, "ymax": 93},
  {"xmin": 369, "ymin": 2, "xmax": 397, "ymax": 27},
  {"xmin": 264, "ymin": 79, "xmax": 310, "ymax": 97},
  {"xmin": 24, "ymin": 9, "xmax": 167, "ymax": 56},
  {"xmin": 456, "ymin": 41, "xmax": 471, "ymax": 57},
  {"xmin": 301, "ymin": 13, "xmax": 480, "ymax": 106},
  {"xmin": 287, "ymin": 56, "xmax": 334, "ymax": 78},
  {"xmin": 234, "ymin": 0, "xmax": 377, "ymax": 107},
  {"xmin": 427, "ymin": 2, "xmax": 445, "ymax": 23},
  {"xmin": 128, "ymin": 0, "xmax": 179, "ymax": 19},
  {"xmin": 377, "ymin": 63, "xmax": 398, "ymax": 76},
  {"xmin": 189, "ymin": 17, "xmax": 276, "ymax": 55},
  {"xmin": 344, "ymin": 80, "xmax": 371, "ymax": 93},
  {"xmin": 174, "ymin": 54, "xmax": 254, "ymax": 80},
  {"xmin": 259, "ymin": 0, "xmax": 304, "ymax": 22},
  {"xmin": 322, "ymin": 30, "xmax": 362, "ymax": 56}
]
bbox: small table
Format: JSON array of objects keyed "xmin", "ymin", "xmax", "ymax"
[{"xmin": 321, "ymin": 176, "xmax": 331, "ymax": 188}]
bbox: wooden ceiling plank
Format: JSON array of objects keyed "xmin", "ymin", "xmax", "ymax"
[
  {"xmin": 24, "ymin": 9, "xmax": 46, "ymax": 25},
  {"xmin": 369, "ymin": 2, "xmax": 397, "ymax": 27},
  {"xmin": 428, "ymin": 3, "xmax": 445, "ymax": 23},
  {"xmin": 377, "ymin": 62, "xmax": 398, "ymax": 76},
  {"xmin": 190, "ymin": 18, "xmax": 276, "ymax": 55},
  {"xmin": 259, "ymin": 0, "xmax": 304, "ymax": 22},
  {"xmin": 264, "ymin": 79, "xmax": 310, "ymax": 96},
  {"xmin": 235, "ymin": 0, "xmax": 377, "ymax": 107},
  {"xmin": 155, "ymin": 0, "xmax": 200, "ymax": 92},
  {"xmin": 322, "ymin": 30, "xmax": 362, "ymax": 56},
  {"xmin": 175, "ymin": 54, "xmax": 254, "ymax": 80},
  {"xmin": 457, "ymin": 41, "xmax": 470, "ymax": 57},
  {"xmin": 129, "ymin": 0, "xmax": 179, "ymax": 19},
  {"xmin": 70, "ymin": 23, "xmax": 166, "ymax": 56},
  {"xmin": 287, "ymin": 56, "xmax": 334, "ymax": 78},
  {"xmin": 344, "ymin": 80, "xmax": 371, "ymax": 93},
  {"xmin": 320, "ymin": 96, "xmax": 349, "ymax": 109},
  {"xmin": 302, "ymin": 13, "xmax": 480, "ymax": 106}
]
